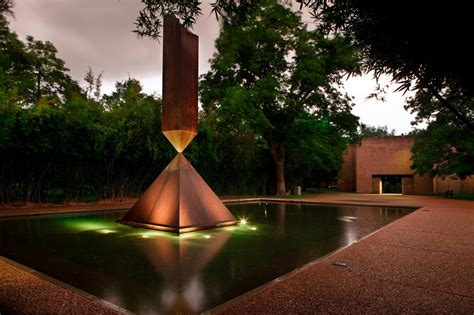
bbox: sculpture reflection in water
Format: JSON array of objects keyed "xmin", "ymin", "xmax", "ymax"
[
  {"xmin": 139, "ymin": 230, "xmax": 233, "ymax": 313},
  {"xmin": 119, "ymin": 16, "xmax": 238, "ymax": 233}
]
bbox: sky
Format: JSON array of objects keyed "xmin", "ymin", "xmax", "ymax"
[{"xmin": 8, "ymin": 0, "xmax": 421, "ymax": 135}]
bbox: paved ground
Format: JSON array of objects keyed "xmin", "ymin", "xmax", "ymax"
[
  {"xmin": 1, "ymin": 193, "xmax": 473, "ymax": 314},
  {"xmin": 211, "ymin": 194, "xmax": 474, "ymax": 314},
  {"xmin": 0, "ymin": 257, "xmax": 128, "ymax": 315},
  {"xmin": 0, "ymin": 200, "xmax": 135, "ymax": 217}
]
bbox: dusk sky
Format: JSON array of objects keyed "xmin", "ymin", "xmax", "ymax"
[{"xmin": 8, "ymin": 0, "xmax": 421, "ymax": 134}]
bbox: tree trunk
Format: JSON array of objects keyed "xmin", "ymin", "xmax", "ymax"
[
  {"xmin": 270, "ymin": 142, "xmax": 286, "ymax": 195},
  {"xmin": 36, "ymin": 72, "xmax": 41, "ymax": 101}
]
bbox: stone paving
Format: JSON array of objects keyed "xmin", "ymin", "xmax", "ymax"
[{"xmin": 1, "ymin": 193, "xmax": 473, "ymax": 314}]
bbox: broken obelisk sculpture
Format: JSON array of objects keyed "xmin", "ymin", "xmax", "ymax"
[{"xmin": 118, "ymin": 16, "xmax": 238, "ymax": 233}]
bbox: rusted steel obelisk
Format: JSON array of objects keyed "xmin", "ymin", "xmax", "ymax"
[{"xmin": 119, "ymin": 16, "xmax": 238, "ymax": 233}]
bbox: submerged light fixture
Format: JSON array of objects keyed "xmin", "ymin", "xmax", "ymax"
[{"xmin": 118, "ymin": 16, "xmax": 238, "ymax": 233}]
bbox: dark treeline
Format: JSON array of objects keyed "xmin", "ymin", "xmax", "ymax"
[
  {"xmin": 0, "ymin": 23, "xmax": 279, "ymax": 204},
  {"xmin": 0, "ymin": 3, "xmax": 355, "ymax": 203},
  {"xmin": 0, "ymin": 15, "xmax": 174, "ymax": 202},
  {"xmin": 1, "ymin": 77, "xmax": 168, "ymax": 202},
  {"xmin": 0, "ymin": 75, "xmax": 275, "ymax": 203}
]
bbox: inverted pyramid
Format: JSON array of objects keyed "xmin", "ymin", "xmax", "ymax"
[{"xmin": 119, "ymin": 153, "xmax": 238, "ymax": 233}]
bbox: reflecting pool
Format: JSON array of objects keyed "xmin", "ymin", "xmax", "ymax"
[{"xmin": 0, "ymin": 202, "xmax": 414, "ymax": 314}]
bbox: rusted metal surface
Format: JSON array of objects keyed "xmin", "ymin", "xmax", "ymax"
[
  {"xmin": 162, "ymin": 15, "xmax": 198, "ymax": 152},
  {"xmin": 120, "ymin": 17, "xmax": 237, "ymax": 233},
  {"xmin": 118, "ymin": 153, "xmax": 238, "ymax": 233},
  {"xmin": 162, "ymin": 130, "xmax": 197, "ymax": 153}
]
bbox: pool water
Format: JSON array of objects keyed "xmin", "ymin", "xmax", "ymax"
[{"xmin": 0, "ymin": 202, "xmax": 413, "ymax": 314}]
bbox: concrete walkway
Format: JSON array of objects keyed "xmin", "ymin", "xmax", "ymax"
[
  {"xmin": 211, "ymin": 194, "xmax": 474, "ymax": 314},
  {"xmin": 1, "ymin": 193, "xmax": 473, "ymax": 314},
  {"xmin": 0, "ymin": 257, "xmax": 128, "ymax": 315},
  {"xmin": 0, "ymin": 200, "xmax": 135, "ymax": 217}
]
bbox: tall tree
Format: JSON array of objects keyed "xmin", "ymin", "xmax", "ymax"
[
  {"xmin": 410, "ymin": 120, "xmax": 474, "ymax": 180},
  {"xmin": 308, "ymin": 1, "xmax": 474, "ymax": 178},
  {"xmin": 83, "ymin": 66, "xmax": 103, "ymax": 102},
  {"xmin": 1, "ymin": 25, "xmax": 80, "ymax": 107},
  {"xmin": 0, "ymin": 0, "xmax": 13, "ymax": 19},
  {"xmin": 307, "ymin": 1, "xmax": 474, "ymax": 132},
  {"xmin": 25, "ymin": 36, "xmax": 76, "ymax": 104},
  {"xmin": 134, "ymin": 0, "xmax": 474, "ymax": 179},
  {"xmin": 0, "ymin": 5, "xmax": 177, "ymax": 202},
  {"xmin": 407, "ymin": 84, "xmax": 474, "ymax": 179},
  {"xmin": 0, "ymin": 15, "xmax": 34, "ymax": 107},
  {"xmin": 200, "ymin": 0, "xmax": 360, "ymax": 194},
  {"xmin": 134, "ymin": 1, "xmax": 474, "ymax": 131}
]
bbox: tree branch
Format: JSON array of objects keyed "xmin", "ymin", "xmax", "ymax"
[{"xmin": 424, "ymin": 83, "xmax": 474, "ymax": 131}]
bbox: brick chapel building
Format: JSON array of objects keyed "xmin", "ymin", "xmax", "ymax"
[{"xmin": 337, "ymin": 136, "xmax": 474, "ymax": 195}]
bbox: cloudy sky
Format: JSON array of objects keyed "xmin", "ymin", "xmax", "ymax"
[{"xmin": 8, "ymin": 0, "xmax": 420, "ymax": 134}]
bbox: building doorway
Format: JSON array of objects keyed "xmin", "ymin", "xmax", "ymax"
[{"xmin": 381, "ymin": 176, "xmax": 402, "ymax": 194}]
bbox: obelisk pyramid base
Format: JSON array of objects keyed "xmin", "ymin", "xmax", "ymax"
[{"xmin": 118, "ymin": 153, "xmax": 238, "ymax": 233}]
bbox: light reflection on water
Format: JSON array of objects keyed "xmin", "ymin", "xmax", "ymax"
[{"xmin": 0, "ymin": 202, "xmax": 413, "ymax": 314}]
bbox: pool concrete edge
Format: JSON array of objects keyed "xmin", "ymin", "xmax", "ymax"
[
  {"xmin": 223, "ymin": 197, "xmax": 422, "ymax": 209},
  {"xmin": 0, "ymin": 201, "xmax": 135, "ymax": 218}
]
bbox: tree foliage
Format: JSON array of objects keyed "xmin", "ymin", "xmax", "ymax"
[
  {"xmin": 200, "ymin": 0, "xmax": 360, "ymax": 194},
  {"xmin": 1, "ymin": 19, "xmax": 79, "ymax": 107},
  {"xmin": 307, "ymin": 1, "xmax": 474, "ymax": 132},
  {"xmin": 358, "ymin": 125, "xmax": 396, "ymax": 139},
  {"xmin": 134, "ymin": 0, "xmax": 202, "ymax": 38},
  {"xmin": 25, "ymin": 36, "xmax": 76, "ymax": 103},
  {"xmin": 309, "ymin": 1, "xmax": 474, "ymax": 177},
  {"xmin": 0, "ymin": 21, "xmax": 169, "ymax": 202},
  {"xmin": 1, "ymin": 0, "xmax": 363, "ymax": 202},
  {"xmin": 0, "ymin": 15, "xmax": 270, "ymax": 202},
  {"xmin": 134, "ymin": 0, "xmax": 474, "ymax": 128},
  {"xmin": 84, "ymin": 67, "xmax": 103, "ymax": 102},
  {"xmin": 407, "ymin": 86, "xmax": 474, "ymax": 179},
  {"xmin": 410, "ymin": 120, "xmax": 474, "ymax": 180},
  {"xmin": 0, "ymin": 0, "xmax": 13, "ymax": 18},
  {"xmin": 135, "ymin": 0, "xmax": 474, "ymax": 179}
]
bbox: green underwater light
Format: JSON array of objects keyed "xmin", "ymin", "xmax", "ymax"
[{"xmin": 64, "ymin": 218, "xmax": 116, "ymax": 232}]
